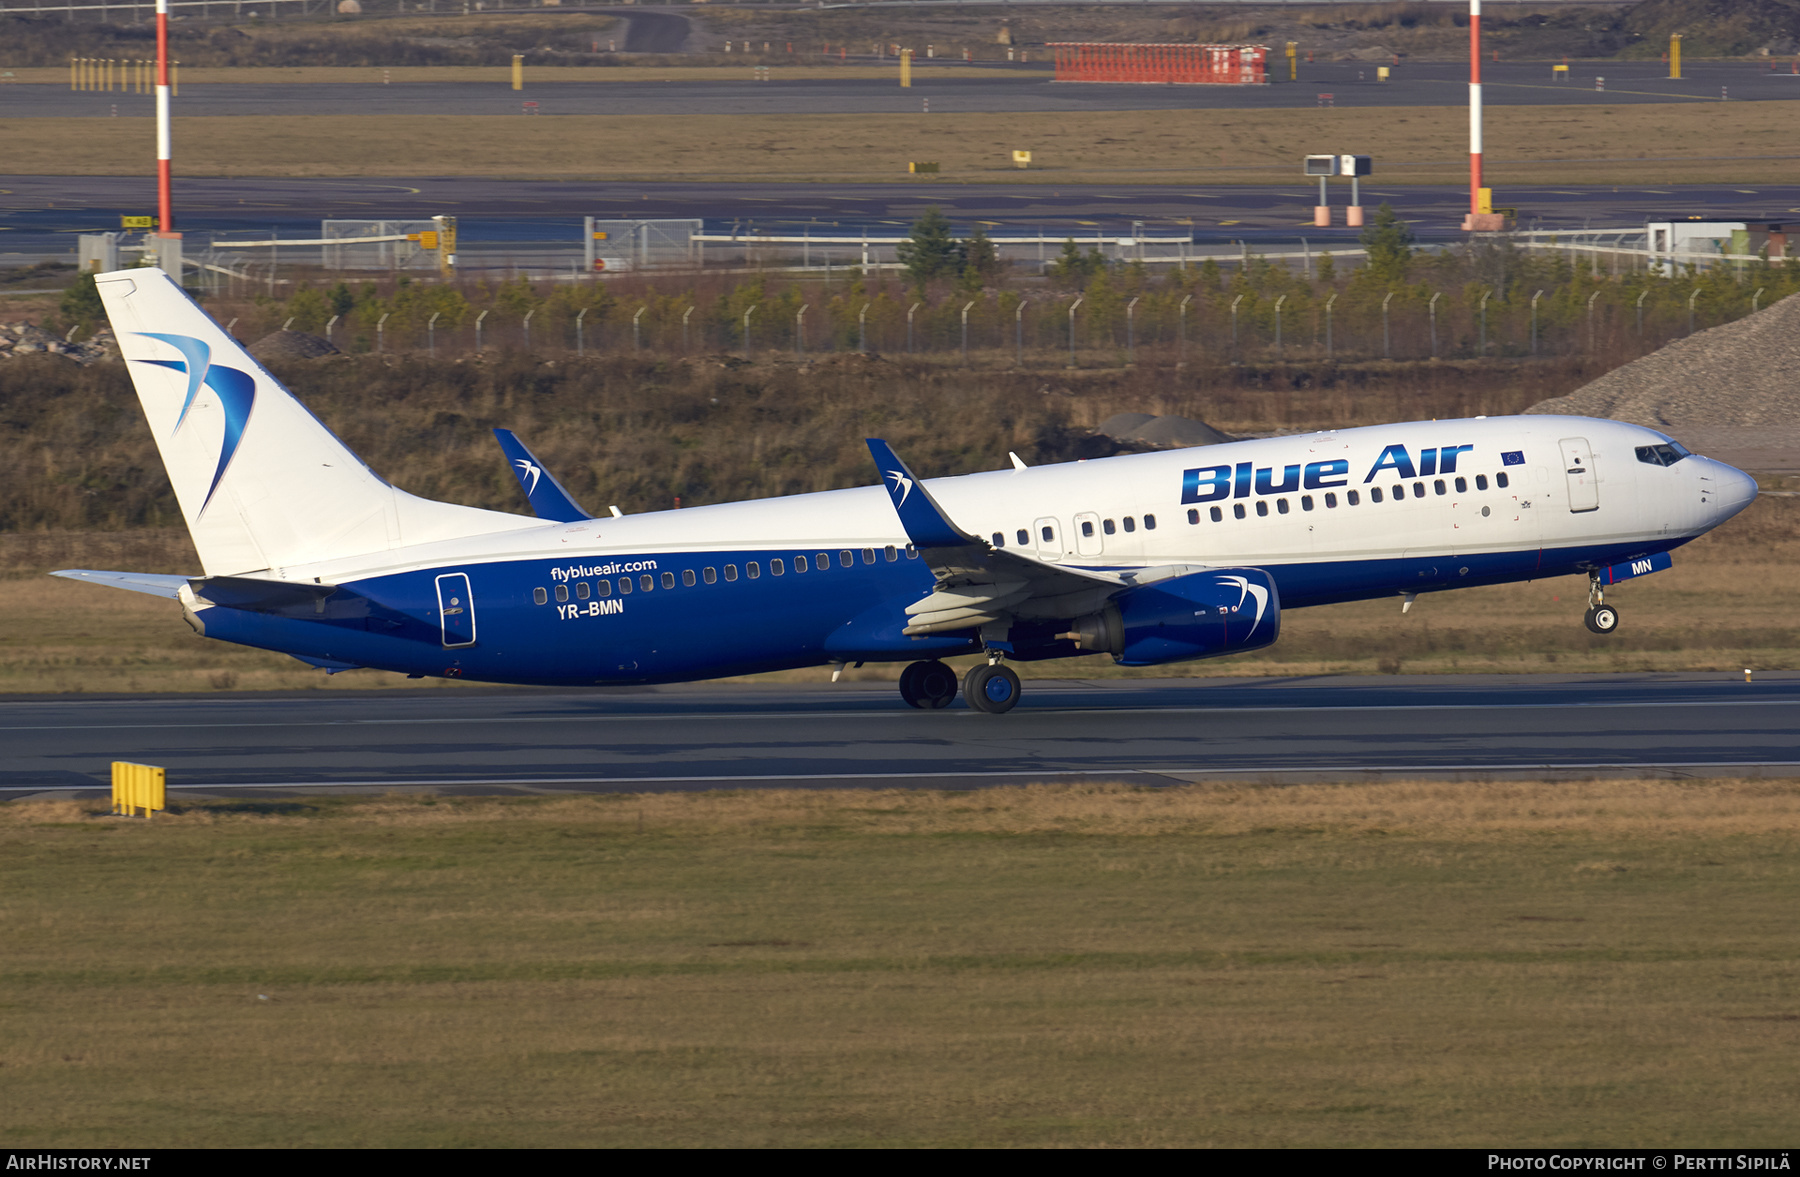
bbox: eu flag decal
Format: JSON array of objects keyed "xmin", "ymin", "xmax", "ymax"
[{"xmin": 1501, "ymin": 451, "xmax": 1525, "ymax": 466}]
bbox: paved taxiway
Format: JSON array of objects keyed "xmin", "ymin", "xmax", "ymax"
[
  {"xmin": 12, "ymin": 60, "xmax": 1798, "ymax": 118},
  {"xmin": 5, "ymin": 674, "xmax": 1796, "ymax": 798}
]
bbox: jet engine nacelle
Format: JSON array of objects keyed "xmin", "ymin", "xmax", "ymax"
[{"xmin": 1060, "ymin": 568, "xmax": 1281, "ymax": 666}]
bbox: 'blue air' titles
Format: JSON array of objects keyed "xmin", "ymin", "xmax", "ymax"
[{"xmin": 1182, "ymin": 443, "xmax": 1478, "ymax": 504}]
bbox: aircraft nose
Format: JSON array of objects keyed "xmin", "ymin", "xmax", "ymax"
[{"xmin": 1705, "ymin": 459, "xmax": 1759, "ymax": 522}]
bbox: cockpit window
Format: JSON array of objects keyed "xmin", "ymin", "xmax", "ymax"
[{"xmin": 1635, "ymin": 443, "xmax": 1690, "ymax": 467}]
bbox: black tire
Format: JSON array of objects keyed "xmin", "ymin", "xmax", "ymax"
[
  {"xmin": 1584, "ymin": 604, "xmax": 1620, "ymax": 635},
  {"xmin": 900, "ymin": 660, "xmax": 958, "ymax": 709},
  {"xmin": 964, "ymin": 664, "xmax": 1022, "ymax": 714}
]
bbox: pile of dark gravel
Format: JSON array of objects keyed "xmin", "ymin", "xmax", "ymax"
[
  {"xmin": 1528, "ymin": 293, "xmax": 1800, "ymax": 429},
  {"xmin": 247, "ymin": 330, "xmax": 341, "ymax": 361}
]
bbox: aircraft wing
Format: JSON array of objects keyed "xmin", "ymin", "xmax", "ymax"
[
  {"xmin": 866, "ymin": 439, "xmax": 1131, "ymax": 635},
  {"xmin": 493, "ymin": 428, "xmax": 593, "ymax": 523}
]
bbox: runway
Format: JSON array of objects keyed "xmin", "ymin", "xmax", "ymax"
[{"xmin": 5, "ymin": 673, "xmax": 1797, "ymax": 798}]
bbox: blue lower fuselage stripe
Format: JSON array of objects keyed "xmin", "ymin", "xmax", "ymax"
[{"xmin": 195, "ymin": 538, "xmax": 1684, "ymax": 686}]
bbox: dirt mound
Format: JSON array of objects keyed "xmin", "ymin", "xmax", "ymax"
[
  {"xmin": 1527, "ymin": 293, "xmax": 1800, "ymax": 430},
  {"xmin": 1099, "ymin": 412, "xmax": 1235, "ymax": 448},
  {"xmin": 248, "ymin": 330, "xmax": 341, "ymax": 361}
]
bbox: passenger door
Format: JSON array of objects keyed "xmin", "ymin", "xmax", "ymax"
[
  {"xmin": 435, "ymin": 572, "xmax": 477, "ymax": 648},
  {"xmin": 1559, "ymin": 437, "xmax": 1599, "ymax": 513}
]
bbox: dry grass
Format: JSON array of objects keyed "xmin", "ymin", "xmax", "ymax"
[
  {"xmin": 4, "ymin": 782, "xmax": 1798, "ymax": 1147},
  {"xmin": 4, "ymin": 101, "xmax": 1793, "ymax": 184},
  {"xmin": 2, "ymin": 63, "xmax": 1022, "ymax": 83}
]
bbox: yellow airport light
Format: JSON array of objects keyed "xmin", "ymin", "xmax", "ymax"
[
  {"xmin": 1669, "ymin": 34, "xmax": 1681, "ymax": 79},
  {"xmin": 1287, "ymin": 41, "xmax": 1298, "ymax": 81},
  {"xmin": 909, "ymin": 161, "xmax": 939, "ymax": 173},
  {"xmin": 513, "ymin": 54, "xmax": 524, "ymax": 90},
  {"xmin": 1012, "ymin": 150, "xmax": 1031, "ymax": 169},
  {"xmin": 112, "ymin": 762, "xmax": 166, "ymax": 819},
  {"xmin": 900, "ymin": 48, "xmax": 912, "ymax": 87}
]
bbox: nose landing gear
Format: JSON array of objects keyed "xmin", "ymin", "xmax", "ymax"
[{"xmin": 1583, "ymin": 573, "xmax": 1620, "ymax": 634}]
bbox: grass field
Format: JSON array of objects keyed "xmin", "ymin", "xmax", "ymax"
[
  {"xmin": 6, "ymin": 101, "xmax": 1793, "ymax": 184},
  {"xmin": 8, "ymin": 64, "xmax": 1027, "ymax": 84},
  {"xmin": 4, "ymin": 782, "xmax": 1798, "ymax": 1147},
  {"xmin": 7, "ymin": 482, "xmax": 1795, "ymax": 693}
]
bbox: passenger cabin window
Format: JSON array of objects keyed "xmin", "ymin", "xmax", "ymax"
[
  {"xmin": 1325, "ymin": 492, "xmax": 1338, "ymax": 508},
  {"xmin": 1082, "ymin": 521, "xmax": 1096, "ymax": 538},
  {"xmin": 863, "ymin": 549, "xmax": 875, "ymax": 564},
  {"xmin": 1301, "ymin": 495, "xmax": 1314, "ymax": 511},
  {"xmin": 770, "ymin": 559, "xmax": 784, "ymax": 576},
  {"xmin": 703, "ymin": 567, "xmax": 717, "ymax": 584},
  {"xmin": 1496, "ymin": 472, "xmax": 1510, "ymax": 489},
  {"xmin": 1394, "ymin": 485, "xmax": 1406, "ymax": 501},
  {"xmin": 663, "ymin": 571, "xmax": 676, "ymax": 589},
  {"xmin": 1255, "ymin": 501, "xmax": 1269, "ymax": 517},
  {"xmin": 885, "ymin": 546, "xmax": 898, "ymax": 562},
  {"xmin": 554, "ymin": 585, "xmax": 569, "ymax": 603},
  {"xmin": 1347, "ymin": 490, "xmax": 1360, "ymax": 506},
  {"xmin": 1040, "ymin": 526, "xmax": 1054, "ymax": 544},
  {"xmin": 682, "ymin": 569, "xmax": 696, "ymax": 587},
  {"xmin": 1123, "ymin": 516, "xmax": 1136, "ymax": 533},
  {"xmin": 794, "ymin": 555, "xmax": 808, "ymax": 573},
  {"xmin": 1101, "ymin": 519, "xmax": 1114, "ymax": 536},
  {"xmin": 747, "ymin": 562, "xmax": 761, "ymax": 579},
  {"xmin": 1455, "ymin": 477, "xmax": 1468, "ymax": 493},
  {"xmin": 1636, "ymin": 443, "xmax": 1690, "ymax": 466},
  {"xmin": 840, "ymin": 550, "xmax": 853, "ymax": 568},
  {"xmin": 1233, "ymin": 504, "xmax": 1246, "ymax": 519},
  {"xmin": 641, "ymin": 574, "xmax": 655, "ymax": 592},
  {"xmin": 1016, "ymin": 530, "xmax": 1029, "ymax": 546},
  {"xmin": 1144, "ymin": 514, "xmax": 1156, "ymax": 530},
  {"xmin": 597, "ymin": 580, "xmax": 611, "ymax": 597},
  {"xmin": 906, "ymin": 545, "xmax": 919, "ymax": 560},
  {"xmin": 533, "ymin": 587, "xmax": 548, "ymax": 605},
  {"xmin": 724, "ymin": 565, "xmax": 738, "ymax": 582},
  {"xmin": 1370, "ymin": 487, "xmax": 1384, "ymax": 503},
  {"xmin": 576, "ymin": 582, "xmax": 590, "ymax": 600},
  {"xmin": 1187, "ymin": 508, "xmax": 1200, "ymax": 524},
  {"xmin": 1210, "ymin": 506, "xmax": 1223, "ymax": 522},
  {"xmin": 619, "ymin": 578, "xmax": 633, "ymax": 594},
  {"xmin": 1434, "ymin": 480, "xmax": 1446, "ymax": 495},
  {"xmin": 817, "ymin": 553, "xmax": 830, "ymax": 569},
  {"xmin": 1413, "ymin": 481, "xmax": 1425, "ymax": 498}
]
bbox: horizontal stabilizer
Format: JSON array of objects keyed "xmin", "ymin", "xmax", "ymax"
[
  {"xmin": 51, "ymin": 569, "xmax": 192, "ymax": 599},
  {"xmin": 493, "ymin": 429, "xmax": 593, "ymax": 523}
]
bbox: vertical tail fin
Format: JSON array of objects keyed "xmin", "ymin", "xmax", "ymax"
[{"xmin": 98, "ymin": 268, "xmax": 536, "ymax": 576}]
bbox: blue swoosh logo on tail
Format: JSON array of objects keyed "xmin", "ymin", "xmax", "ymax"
[{"xmin": 131, "ymin": 332, "xmax": 257, "ymax": 511}]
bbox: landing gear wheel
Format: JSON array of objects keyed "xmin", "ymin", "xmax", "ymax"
[
  {"xmin": 899, "ymin": 660, "xmax": 959, "ymax": 709},
  {"xmin": 963, "ymin": 663, "xmax": 1022, "ymax": 714},
  {"xmin": 1584, "ymin": 604, "xmax": 1620, "ymax": 635}
]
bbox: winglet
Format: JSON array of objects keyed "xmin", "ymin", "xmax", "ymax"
[
  {"xmin": 865, "ymin": 439, "xmax": 981, "ymax": 549},
  {"xmin": 493, "ymin": 429, "xmax": 593, "ymax": 523}
]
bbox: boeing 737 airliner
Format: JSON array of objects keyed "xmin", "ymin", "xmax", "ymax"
[{"xmin": 56, "ymin": 268, "xmax": 1759, "ymax": 713}]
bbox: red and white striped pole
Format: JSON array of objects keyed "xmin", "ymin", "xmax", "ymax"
[
  {"xmin": 155, "ymin": 0, "xmax": 172, "ymax": 234},
  {"xmin": 1469, "ymin": 0, "xmax": 1482, "ymax": 219}
]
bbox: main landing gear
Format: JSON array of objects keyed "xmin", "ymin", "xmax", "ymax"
[
  {"xmin": 897, "ymin": 657, "xmax": 1022, "ymax": 713},
  {"xmin": 898, "ymin": 659, "xmax": 959, "ymax": 709},
  {"xmin": 1583, "ymin": 574, "xmax": 1620, "ymax": 635}
]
